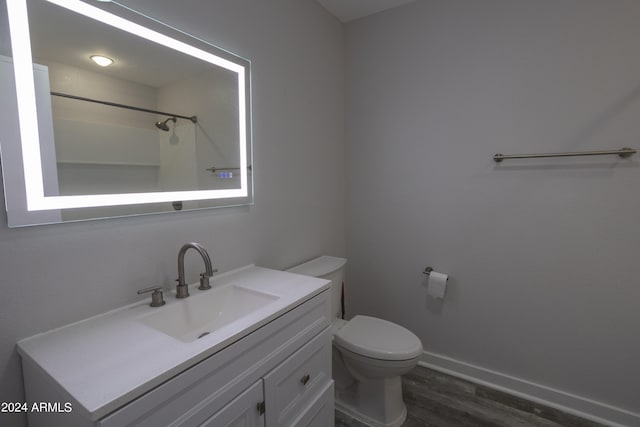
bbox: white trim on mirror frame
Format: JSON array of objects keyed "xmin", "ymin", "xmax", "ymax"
[{"xmin": 6, "ymin": 0, "xmax": 249, "ymax": 211}]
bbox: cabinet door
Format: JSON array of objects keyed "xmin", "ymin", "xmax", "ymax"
[{"xmin": 200, "ymin": 380, "xmax": 264, "ymax": 427}]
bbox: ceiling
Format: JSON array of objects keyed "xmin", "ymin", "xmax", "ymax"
[{"xmin": 315, "ymin": 0, "xmax": 415, "ymax": 23}]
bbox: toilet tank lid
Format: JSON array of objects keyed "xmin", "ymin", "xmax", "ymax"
[{"xmin": 287, "ymin": 256, "xmax": 346, "ymax": 278}]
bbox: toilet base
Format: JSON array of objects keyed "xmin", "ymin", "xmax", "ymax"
[
  {"xmin": 335, "ymin": 401, "xmax": 407, "ymax": 427},
  {"xmin": 335, "ymin": 382, "xmax": 407, "ymax": 427}
]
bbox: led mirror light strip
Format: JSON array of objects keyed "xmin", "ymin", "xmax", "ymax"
[
  {"xmin": 7, "ymin": 0, "xmax": 45, "ymax": 210},
  {"xmin": 7, "ymin": 0, "xmax": 249, "ymax": 211}
]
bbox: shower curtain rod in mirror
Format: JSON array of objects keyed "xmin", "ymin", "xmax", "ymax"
[{"xmin": 50, "ymin": 91, "xmax": 198, "ymax": 123}]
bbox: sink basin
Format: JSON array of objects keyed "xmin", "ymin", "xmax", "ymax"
[{"xmin": 138, "ymin": 285, "xmax": 279, "ymax": 342}]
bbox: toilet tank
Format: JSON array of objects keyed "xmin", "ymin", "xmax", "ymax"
[{"xmin": 287, "ymin": 256, "xmax": 346, "ymax": 318}]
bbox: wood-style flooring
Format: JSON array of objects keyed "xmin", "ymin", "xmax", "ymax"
[{"xmin": 335, "ymin": 366, "xmax": 607, "ymax": 427}]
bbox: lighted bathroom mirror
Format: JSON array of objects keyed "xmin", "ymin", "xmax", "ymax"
[{"xmin": 0, "ymin": 0, "xmax": 252, "ymax": 226}]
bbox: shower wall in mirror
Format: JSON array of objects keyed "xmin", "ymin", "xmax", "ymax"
[{"xmin": 0, "ymin": 0, "xmax": 252, "ymax": 226}]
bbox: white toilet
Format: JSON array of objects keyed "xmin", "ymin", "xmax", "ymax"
[{"xmin": 287, "ymin": 256, "xmax": 422, "ymax": 427}]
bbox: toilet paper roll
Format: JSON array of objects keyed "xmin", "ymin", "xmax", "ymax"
[{"xmin": 427, "ymin": 271, "xmax": 448, "ymax": 300}]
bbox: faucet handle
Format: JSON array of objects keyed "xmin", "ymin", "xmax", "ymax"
[
  {"xmin": 137, "ymin": 286, "xmax": 166, "ymax": 307},
  {"xmin": 198, "ymin": 268, "xmax": 218, "ymax": 291},
  {"xmin": 198, "ymin": 273, "xmax": 212, "ymax": 290}
]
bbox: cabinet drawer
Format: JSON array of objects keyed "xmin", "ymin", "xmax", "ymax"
[
  {"xmin": 263, "ymin": 327, "xmax": 332, "ymax": 426},
  {"xmin": 291, "ymin": 381, "xmax": 334, "ymax": 427}
]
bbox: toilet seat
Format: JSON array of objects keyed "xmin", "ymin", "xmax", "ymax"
[{"xmin": 334, "ymin": 315, "xmax": 422, "ymax": 361}]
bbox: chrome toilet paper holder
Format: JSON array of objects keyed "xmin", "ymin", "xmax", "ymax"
[
  {"xmin": 422, "ymin": 267, "xmax": 434, "ymax": 276},
  {"xmin": 423, "ymin": 266, "xmax": 449, "ymax": 280}
]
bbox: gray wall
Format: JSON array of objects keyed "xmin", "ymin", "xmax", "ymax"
[
  {"xmin": 4, "ymin": 0, "xmax": 640, "ymax": 424},
  {"xmin": 345, "ymin": 0, "xmax": 639, "ymax": 417},
  {"xmin": 0, "ymin": 1, "xmax": 343, "ymax": 426}
]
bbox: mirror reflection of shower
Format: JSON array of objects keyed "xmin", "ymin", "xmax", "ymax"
[
  {"xmin": 155, "ymin": 116, "xmax": 197, "ymax": 144},
  {"xmin": 155, "ymin": 117, "xmax": 176, "ymax": 131},
  {"xmin": 169, "ymin": 121, "xmax": 179, "ymax": 145}
]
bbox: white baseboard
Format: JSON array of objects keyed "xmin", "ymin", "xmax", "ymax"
[{"xmin": 419, "ymin": 351, "xmax": 639, "ymax": 427}]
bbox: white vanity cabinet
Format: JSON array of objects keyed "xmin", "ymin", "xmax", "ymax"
[
  {"xmin": 18, "ymin": 267, "xmax": 333, "ymax": 427},
  {"xmin": 200, "ymin": 328, "xmax": 333, "ymax": 427}
]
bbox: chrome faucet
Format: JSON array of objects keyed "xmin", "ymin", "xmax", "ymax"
[{"xmin": 176, "ymin": 242, "xmax": 217, "ymax": 298}]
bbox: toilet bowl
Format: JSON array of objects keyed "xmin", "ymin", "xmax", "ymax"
[{"xmin": 287, "ymin": 256, "xmax": 423, "ymax": 427}]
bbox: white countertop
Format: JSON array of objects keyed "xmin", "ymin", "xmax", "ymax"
[{"xmin": 17, "ymin": 265, "xmax": 329, "ymax": 421}]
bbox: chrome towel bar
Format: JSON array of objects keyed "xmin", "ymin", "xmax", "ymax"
[{"xmin": 493, "ymin": 147, "xmax": 636, "ymax": 162}]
